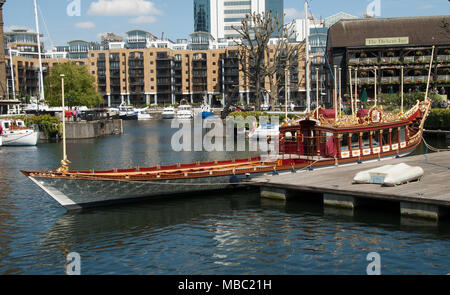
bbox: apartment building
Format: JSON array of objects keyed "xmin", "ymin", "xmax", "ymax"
[{"xmin": 194, "ymin": 0, "xmax": 284, "ymax": 40}]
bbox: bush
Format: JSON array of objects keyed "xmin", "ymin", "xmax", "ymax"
[
  {"xmin": 378, "ymin": 92, "xmax": 445, "ymax": 111},
  {"xmin": 18, "ymin": 115, "xmax": 61, "ymax": 137},
  {"xmin": 425, "ymin": 108, "xmax": 450, "ymax": 130}
]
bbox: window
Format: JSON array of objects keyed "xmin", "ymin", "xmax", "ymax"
[
  {"xmin": 340, "ymin": 134, "xmax": 349, "ymax": 151},
  {"xmin": 372, "ymin": 131, "xmax": 380, "ymax": 147}
]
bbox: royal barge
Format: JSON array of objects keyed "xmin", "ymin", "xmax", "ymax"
[{"xmin": 21, "ymin": 96, "xmax": 431, "ymax": 210}]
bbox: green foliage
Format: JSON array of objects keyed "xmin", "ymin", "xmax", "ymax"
[
  {"xmin": 424, "ymin": 108, "xmax": 450, "ymax": 130},
  {"xmin": 44, "ymin": 62, "xmax": 104, "ymax": 108},
  {"xmin": 378, "ymin": 92, "xmax": 446, "ymax": 111},
  {"xmin": 18, "ymin": 115, "xmax": 61, "ymax": 137}
]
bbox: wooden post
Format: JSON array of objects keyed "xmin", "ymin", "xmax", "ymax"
[
  {"xmin": 334, "ymin": 65, "xmax": 337, "ymax": 121},
  {"xmin": 348, "ymin": 133, "xmax": 352, "ymax": 152},
  {"xmin": 374, "ymin": 66, "xmax": 377, "ymax": 107},
  {"xmin": 349, "ymin": 66, "xmax": 354, "ymax": 116},
  {"xmin": 339, "ymin": 67, "xmax": 342, "ymax": 116},
  {"xmin": 354, "ymin": 68, "xmax": 358, "ymax": 112},
  {"xmin": 316, "ymin": 67, "xmax": 319, "ymax": 109},
  {"xmin": 401, "ymin": 66, "xmax": 404, "ymax": 114}
]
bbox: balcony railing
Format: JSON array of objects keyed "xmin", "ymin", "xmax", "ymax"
[
  {"xmin": 437, "ymin": 75, "xmax": 450, "ymax": 83},
  {"xmin": 436, "ymin": 55, "xmax": 450, "ymax": 63},
  {"xmin": 380, "ymin": 76, "xmax": 400, "ymax": 84},
  {"xmin": 380, "ymin": 57, "xmax": 401, "ymax": 65},
  {"xmin": 404, "ymin": 76, "xmax": 431, "ymax": 83}
]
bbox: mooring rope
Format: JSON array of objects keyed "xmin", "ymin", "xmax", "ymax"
[{"xmin": 422, "ymin": 137, "xmax": 450, "ymax": 152}]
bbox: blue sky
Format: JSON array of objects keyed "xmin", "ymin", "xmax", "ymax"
[{"xmin": 3, "ymin": 0, "xmax": 449, "ymax": 49}]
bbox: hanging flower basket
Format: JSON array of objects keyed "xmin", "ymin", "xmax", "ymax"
[
  {"xmin": 387, "ymin": 51, "xmax": 395, "ymax": 57},
  {"xmin": 415, "ymin": 51, "xmax": 423, "ymax": 56},
  {"xmin": 386, "ymin": 70, "xmax": 394, "ymax": 76},
  {"xmin": 360, "ymin": 52, "xmax": 367, "ymax": 58},
  {"xmin": 444, "ymin": 49, "xmax": 450, "ymax": 55},
  {"xmin": 360, "ymin": 71, "xmax": 368, "ymax": 77}
]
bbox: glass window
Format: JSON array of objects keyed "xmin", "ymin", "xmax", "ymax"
[{"xmin": 340, "ymin": 134, "xmax": 349, "ymax": 151}]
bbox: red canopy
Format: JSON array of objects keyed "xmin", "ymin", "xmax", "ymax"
[
  {"xmin": 357, "ymin": 109, "xmax": 369, "ymax": 118},
  {"xmin": 318, "ymin": 108, "xmax": 335, "ymax": 119}
]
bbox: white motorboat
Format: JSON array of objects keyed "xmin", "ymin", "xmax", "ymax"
[
  {"xmin": 248, "ymin": 122, "xmax": 280, "ymax": 140},
  {"xmin": 161, "ymin": 106, "xmax": 176, "ymax": 119},
  {"xmin": 118, "ymin": 105, "xmax": 138, "ymax": 120},
  {"xmin": 136, "ymin": 108, "xmax": 152, "ymax": 120},
  {"xmin": 176, "ymin": 105, "xmax": 194, "ymax": 120},
  {"xmin": 1, "ymin": 119, "xmax": 40, "ymax": 146}
]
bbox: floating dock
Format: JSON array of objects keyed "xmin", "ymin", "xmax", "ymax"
[{"xmin": 250, "ymin": 151, "xmax": 450, "ymax": 221}]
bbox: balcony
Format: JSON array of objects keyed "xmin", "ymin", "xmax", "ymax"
[
  {"xmin": 436, "ymin": 55, "xmax": 450, "ymax": 63},
  {"xmin": 358, "ymin": 77, "xmax": 375, "ymax": 85},
  {"xmin": 404, "ymin": 56, "xmax": 432, "ymax": 64},
  {"xmin": 380, "ymin": 57, "xmax": 400, "ymax": 65},
  {"xmin": 349, "ymin": 57, "xmax": 377, "ymax": 66},
  {"xmin": 404, "ymin": 76, "xmax": 430, "ymax": 84},
  {"xmin": 380, "ymin": 76, "xmax": 400, "ymax": 84},
  {"xmin": 437, "ymin": 75, "xmax": 450, "ymax": 84}
]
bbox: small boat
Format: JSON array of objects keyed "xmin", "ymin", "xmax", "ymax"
[
  {"xmin": 249, "ymin": 122, "xmax": 280, "ymax": 140},
  {"xmin": 136, "ymin": 108, "xmax": 152, "ymax": 120},
  {"xmin": 200, "ymin": 103, "xmax": 214, "ymax": 119},
  {"xmin": 161, "ymin": 106, "xmax": 176, "ymax": 119},
  {"xmin": 1, "ymin": 119, "xmax": 40, "ymax": 146},
  {"xmin": 353, "ymin": 163, "xmax": 424, "ymax": 186},
  {"xmin": 118, "ymin": 105, "xmax": 138, "ymax": 120},
  {"xmin": 177, "ymin": 105, "xmax": 194, "ymax": 120}
]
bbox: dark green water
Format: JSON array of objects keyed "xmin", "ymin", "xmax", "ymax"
[{"xmin": 0, "ymin": 120, "xmax": 449, "ymax": 275}]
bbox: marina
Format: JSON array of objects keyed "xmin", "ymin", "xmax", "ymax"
[{"xmin": 0, "ymin": 0, "xmax": 449, "ymax": 277}]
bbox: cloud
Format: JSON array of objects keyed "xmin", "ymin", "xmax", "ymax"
[
  {"xmin": 129, "ymin": 15, "xmax": 157, "ymax": 24},
  {"xmin": 284, "ymin": 8, "xmax": 305, "ymax": 20},
  {"xmin": 75, "ymin": 21, "xmax": 96, "ymax": 29},
  {"xmin": 88, "ymin": 0, "xmax": 161, "ymax": 16}
]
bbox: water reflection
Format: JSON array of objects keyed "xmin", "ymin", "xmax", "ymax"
[{"xmin": 0, "ymin": 120, "xmax": 449, "ymax": 274}]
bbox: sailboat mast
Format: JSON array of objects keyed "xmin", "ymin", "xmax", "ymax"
[
  {"xmin": 8, "ymin": 46, "xmax": 15, "ymax": 99},
  {"xmin": 33, "ymin": 0, "xmax": 44, "ymax": 103},
  {"xmin": 304, "ymin": 0, "xmax": 311, "ymax": 112}
]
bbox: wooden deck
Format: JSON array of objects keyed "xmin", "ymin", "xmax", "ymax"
[{"xmin": 250, "ymin": 151, "xmax": 450, "ymax": 220}]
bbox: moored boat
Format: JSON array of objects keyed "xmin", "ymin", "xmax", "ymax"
[
  {"xmin": 161, "ymin": 106, "xmax": 176, "ymax": 119},
  {"xmin": 21, "ymin": 46, "xmax": 436, "ymax": 211},
  {"xmin": 1, "ymin": 119, "xmax": 40, "ymax": 146}
]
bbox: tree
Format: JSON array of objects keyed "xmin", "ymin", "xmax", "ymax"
[
  {"xmin": 44, "ymin": 62, "xmax": 104, "ymax": 108},
  {"xmin": 233, "ymin": 12, "xmax": 304, "ymax": 110}
]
